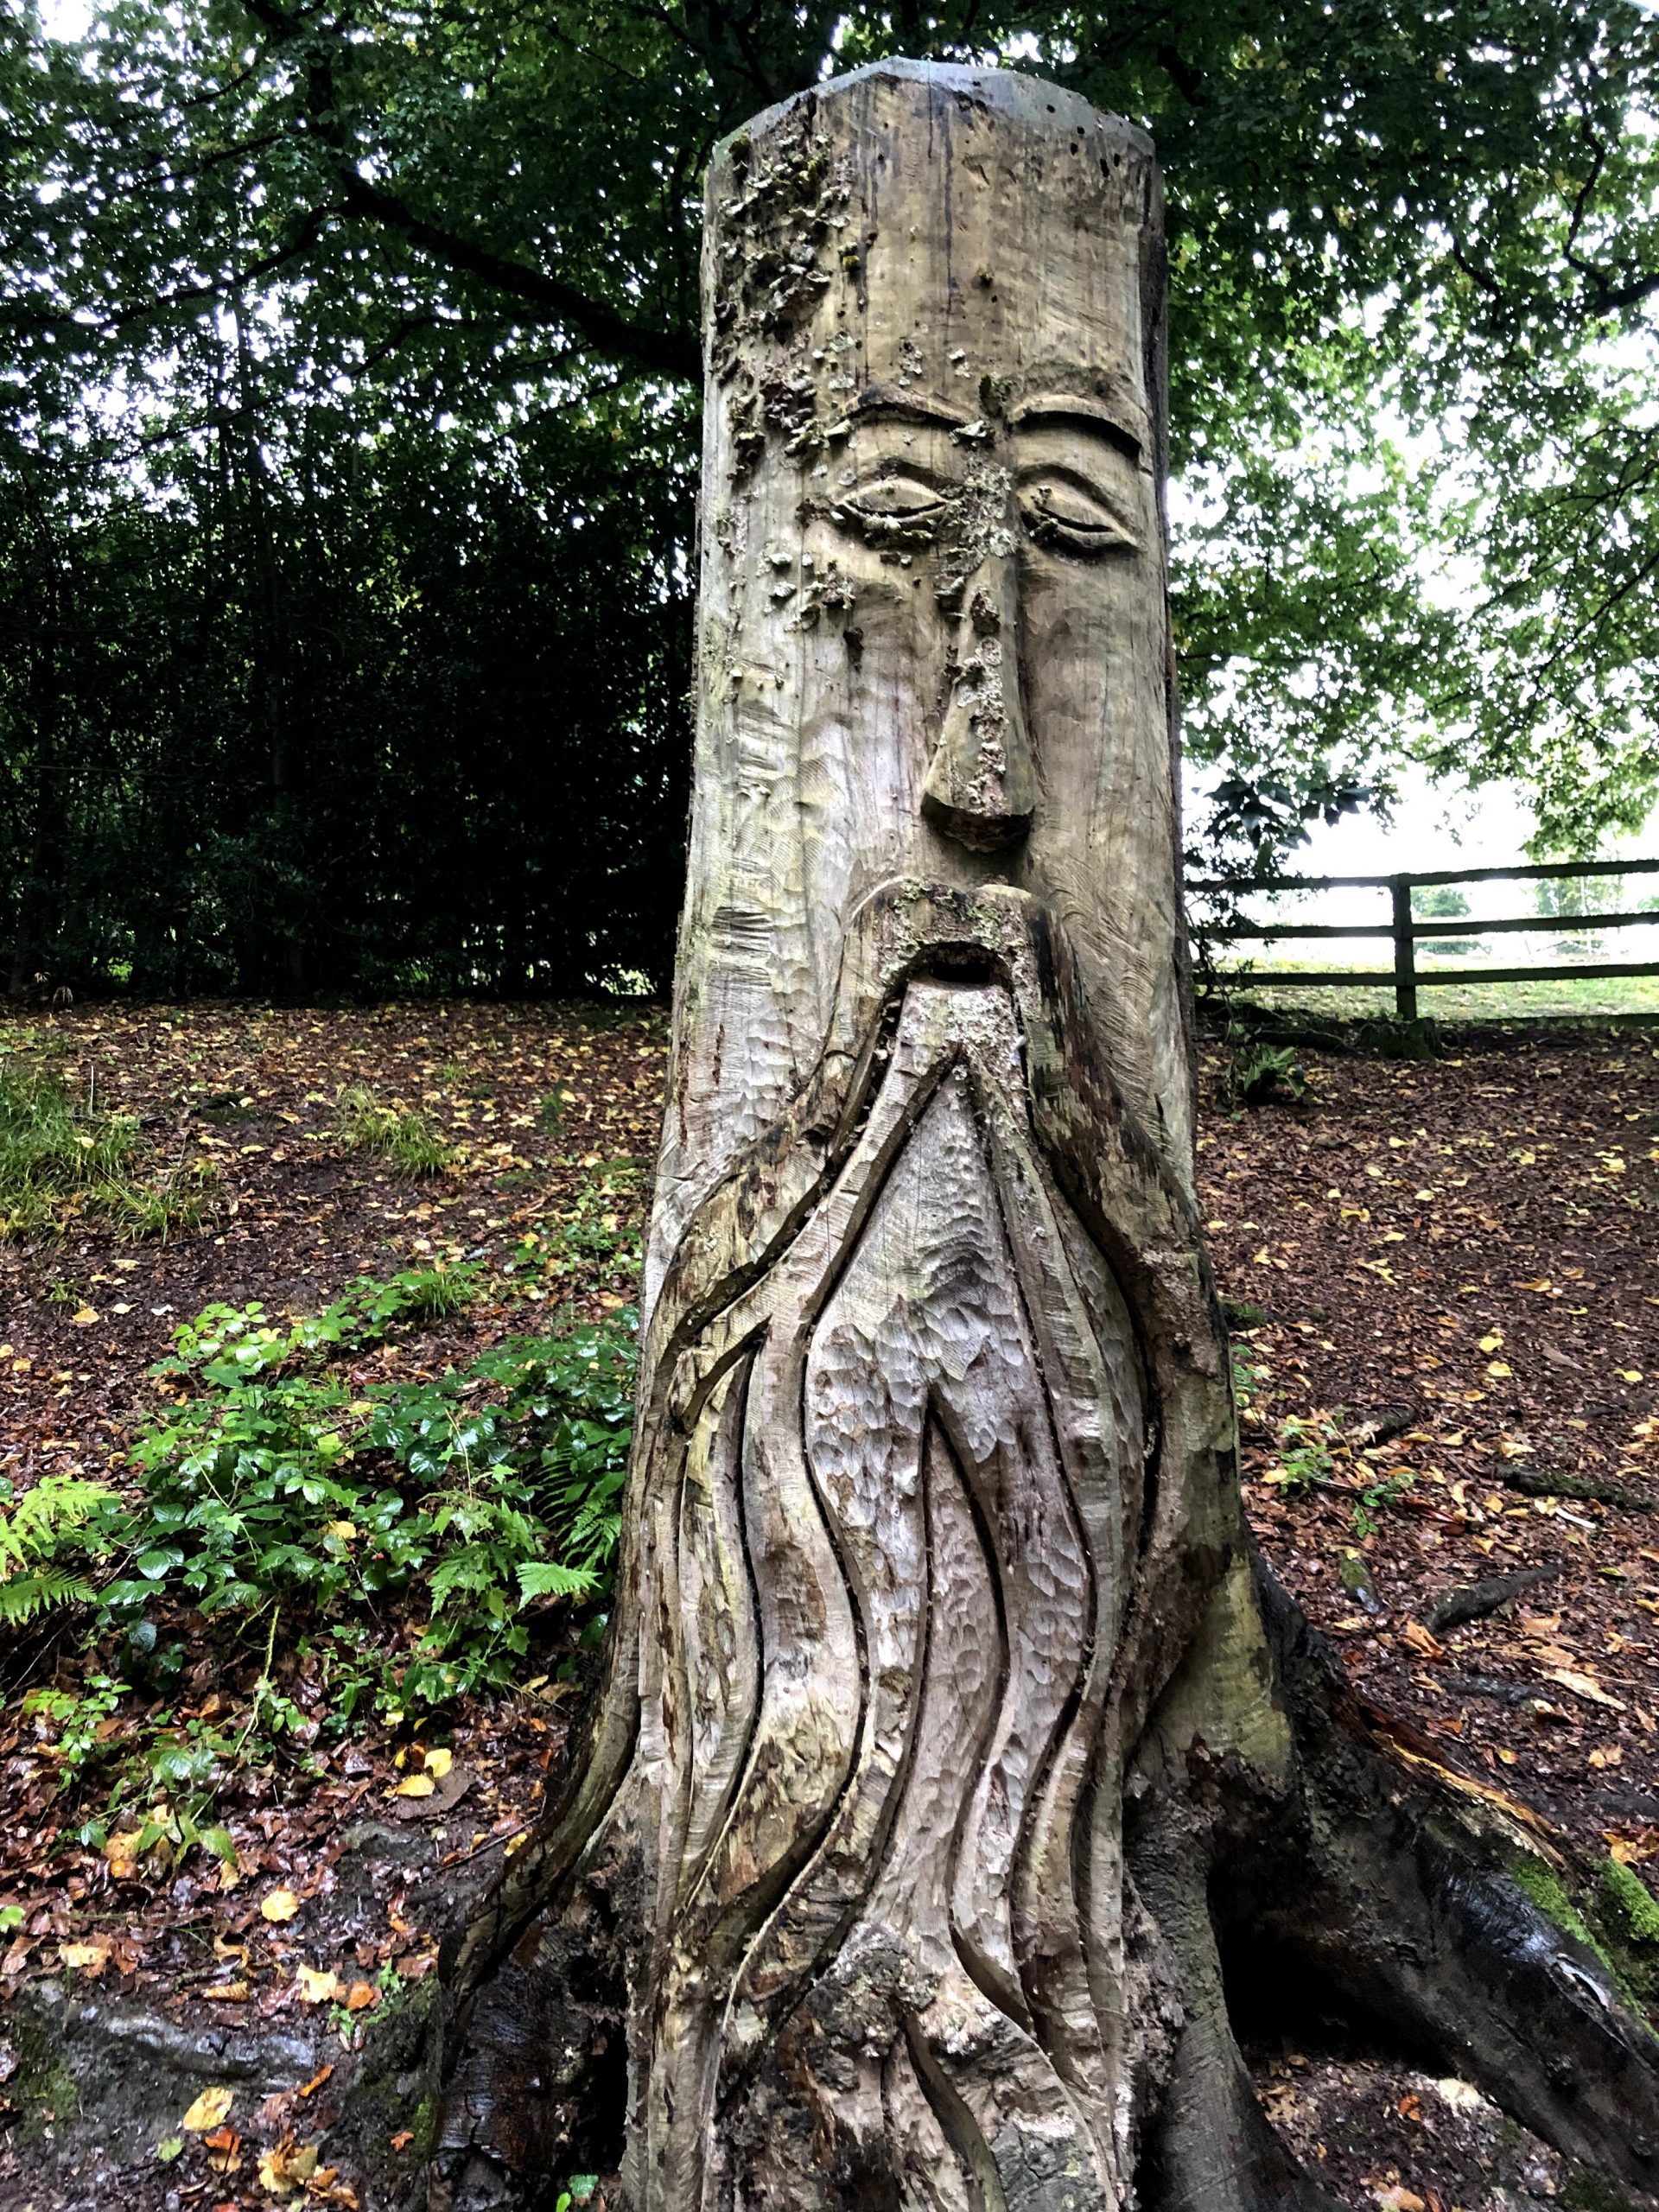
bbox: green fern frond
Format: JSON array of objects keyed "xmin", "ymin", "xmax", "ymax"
[{"xmin": 0, "ymin": 1565, "xmax": 96, "ymax": 1625}]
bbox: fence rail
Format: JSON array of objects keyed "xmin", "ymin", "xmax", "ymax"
[{"xmin": 1190, "ymin": 857, "xmax": 1659, "ymax": 1020}]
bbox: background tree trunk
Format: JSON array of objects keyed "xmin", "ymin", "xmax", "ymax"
[{"xmin": 429, "ymin": 61, "xmax": 1659, "ymax": 2212}]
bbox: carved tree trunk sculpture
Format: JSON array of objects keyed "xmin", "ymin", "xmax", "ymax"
[{"xmin": 430, "ymin": 61, "xmax": 1659, "ymax": 2212}]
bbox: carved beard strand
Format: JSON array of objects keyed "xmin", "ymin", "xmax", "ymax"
[{"xmin": 639, "ymin": 973, "xmax": 1153, "ymax": 2212}]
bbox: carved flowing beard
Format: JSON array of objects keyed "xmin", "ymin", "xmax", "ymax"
[{"xmin": 629, "ymin": 890, "xmax": 1170, "ymax": 2211}]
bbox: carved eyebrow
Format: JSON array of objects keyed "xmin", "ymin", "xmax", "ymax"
[
  {"xmin": 1007, "ymin": 393, "xmax": 1142, "ymax": 460},
  {"xmin": 850, "ymin": 385, "xmax": 974, "ymax": 431}
]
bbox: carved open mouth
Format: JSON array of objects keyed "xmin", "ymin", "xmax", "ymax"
[{"xmin": 905, "ymin": 938, "xmax": 1004, "ymax": 986}]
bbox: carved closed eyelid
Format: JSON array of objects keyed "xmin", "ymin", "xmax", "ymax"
[
  {"xmin": 831, "ymin": 474, "xmax": 950, "ymax": 537},
  {"xmin": 1016, "ymin": 468, "xmax": 1139, "ymax": 555}
]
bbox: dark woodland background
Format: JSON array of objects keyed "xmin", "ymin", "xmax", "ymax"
[{"xmin": 4, "ymin": 0, "xmax": 1659, "ymax": 1000}]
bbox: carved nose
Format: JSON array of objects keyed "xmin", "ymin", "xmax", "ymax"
[{"xmin": 920, "ymin": 550, "xmax": 1034, "ymax": 852}]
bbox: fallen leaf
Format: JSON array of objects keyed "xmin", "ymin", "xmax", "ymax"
[
  {"xmin": 70, "ymin": 1305, "xmax": 99, "ymax": 1326},
  {"xmin": 59, "ymin": 1942, "xmax": 111, "ymax": 1975},
  {"xmin": 1435, "ymin": 2078, "xmax": 1490, "ymax": 2114},
  {"xmin": 261, "ymin": 1886, "xmax": 302, "ymax": 1923},
  {"xmin": 257, "ymin": 2148, "xmax": 296, "ymax": 2198},
  {"xmin": 104, "ymin": 1831, "xmax": 143, "ymax": 1879},
  {"xmin": 181, "ymin": 2085, "xmax": 235, "ymax": 2132},
  {"xmin": 394, "ymin": 1773, "xmax": 435, "ymax": 1799},
  {"xmin": 390, "ymin": 2128, "xmax": 414, "ymax": 2152},
  {"xmin": 298, "ymin": 1966, "xmax": 342, "ymax": 2005},
  {"xmin": 257, "ymin": 2137, "xmax": 321, "ymax": 2196},
  {"xmin": 1400, "ymin": 1620, "xmax": 1445, "ymax": 1659},
  {"xmin": 203, "ymin": 2119, "xmax": 241, "ymax": 2174},
  {"xmin": 202, "ymin": 1980, "xmax": 249, "ymax": 2002},
  {"xmin": 423, "ymin": 1745, "xmax": 454, "ymax": 1779},
  {"xmin": 345, "ymin": 1980, "xmax": 378, "ymax": 2012},
  {"xmin": 1544, "ymin": 1668, "xmax": 1627, "ymax": 1713}
]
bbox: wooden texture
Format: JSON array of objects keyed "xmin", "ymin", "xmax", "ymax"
[
  {"xmin": 434, "ymin": 60, "xmax": 1659, "ymax": 2212},
  {"xmin": 603, "ymin": 63, "xmax": 1239, "ymax": 2208}
]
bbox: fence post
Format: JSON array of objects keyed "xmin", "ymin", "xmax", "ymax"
[{"xmin": 1391, "ymin": 874, "xmax": 1417, "ymax": 1021}]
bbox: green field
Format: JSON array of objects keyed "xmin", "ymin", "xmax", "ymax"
[{"xmin": 1211, "ymin": 963, "xmax": 1659, "ymax": 1022}]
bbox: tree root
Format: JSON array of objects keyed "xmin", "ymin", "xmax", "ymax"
[{"xmin": 423, "ymin": 1546, "xmax": 1659, "ymax": 2211}]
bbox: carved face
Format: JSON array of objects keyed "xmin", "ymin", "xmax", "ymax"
[
  {"xmin": 658, "ymin": 62, "xmax": 1189, "ymax": 1304},
  {"xmin": 814, "ymin": 391, "xmax": 1152, "ymax": 854},
  {"xmin": 620, "ymin": 73, "xmax": 1236, "ymax": 2212}
]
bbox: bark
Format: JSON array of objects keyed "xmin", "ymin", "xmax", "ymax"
[{"xmin": 427, "ymin": 60, "xmax": 1659, "ymax": 2212}]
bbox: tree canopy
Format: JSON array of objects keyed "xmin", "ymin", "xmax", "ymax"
[{"xmin": 3, "ymin": 0, "xmax": 1658, "ymax": 992}]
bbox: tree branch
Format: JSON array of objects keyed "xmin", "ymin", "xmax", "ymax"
[
  {"xmin": 237, "ymin": 0, "xmax": 701, "ymax": 385},
  {"xmin": 325, "ymin": 164, "xmax": 700, "ymax": 381}
]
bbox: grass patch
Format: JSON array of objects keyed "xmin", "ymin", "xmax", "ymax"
[
  {"xmin": 0, "ymin": 1052, "xmax": 213, "ymax": 1242},
  {"xmin": 335, "ymin": 1084, "xmax": 453, "ymax": 1177},
  {"xmin": 1209, "ymin": 965, "xmax": 1659, "ymax": 1023}
]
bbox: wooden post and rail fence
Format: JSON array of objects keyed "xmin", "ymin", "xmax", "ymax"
[{"xmin": 1189, "ymin": 856, "xmax": 1659, "ymax": 1022}]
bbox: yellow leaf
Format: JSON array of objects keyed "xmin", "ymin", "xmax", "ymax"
[
  {"xmin": 181, "ymin": 2086, "xmax": 234, "ymax": 2132},
  {"xmin": 1486, "ymin": 1361, "xmax": 1512, "ymax": 1380},
  {"xmin": 297, "ymin": 1966, "xmax": 341, "ymax": 2005},
  {"xmin": 70, "ymin": 1305, "xmax": 99, "ymax": 1326},
  {"xmin": 395, "ymin": 1774, "xmax": 435, "ymax": 1799},
  {"xmin": 104, "ymin": 1830, "xmax": 143, "ymax": 1878},
  {"xmin": 260, "ymin": 1886, "xmax": 301, "ymax": 1923},
  {"xmin": 423, "ymin": 1746, "xmax": 453, "ymax": 1779},
  {"xmin": 258, "ymin": 2148, "xmax": 296, "ymax": 2197},
  {"xmin": 1544, "ymin": 1668, "xmax": 1627, "ymax": 1713},
  {"xmin": 1620, "ymin": 1370, "xmax": 1644, "ymax": 1384},
  {"xmin": 202, "ymin": 1981, "xmax": 249, "ymax": 2002},
  {"xmin": 1478, "ymin": 1331, "xmax": 1503, "ymax": 1352},
  {"xmin": 322, "ymin": 1521, "xmax": 358, "ymax": 1542},
  {"xmin": 60, "ymin": 1942, "xmax": 110, "ymax": 1974}
]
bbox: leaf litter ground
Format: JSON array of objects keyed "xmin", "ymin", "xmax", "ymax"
[{"xmin": 0, "ymin": 1003, "xmax": 1652, "ymax": 2210}]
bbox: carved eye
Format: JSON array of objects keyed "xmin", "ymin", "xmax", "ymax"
[
  {"xmin": 1017, "ymin": 474, "xmax": 1138, "ymax": 557},
  {"xmin": 832, "ymin": 474, "xmax": 947, "ymax": 541}
]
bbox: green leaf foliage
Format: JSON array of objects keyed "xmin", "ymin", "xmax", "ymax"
[
  {"xmin": 0, "ymin": 1262, "xmax": 635, "ymax": 1714},
  {"xmin": 1, "ymin": 2, "xmax": 1656, "ymax": 991}
]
